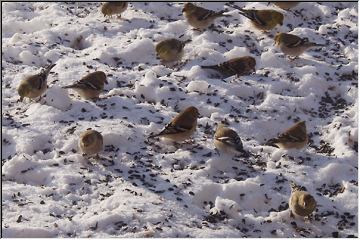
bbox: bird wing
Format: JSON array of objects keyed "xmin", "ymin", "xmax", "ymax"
[
  {"xmin": 238, "ymin": 9, "xmax": 267, "ymax": 26},
  {"xmin": 157, "ymin": 122, "xmax": 190, "ymax": 136},
  {"xmin": 216, "ymin": 128, "xmax": 243, "ymax": 150},
  {"xmin": 196, "ymin": 6, "xmax": 223, "ymax": 21},
  {"xmin": 27, "ymin": 74, "xmax": 45, "ymax": 90},
  {"xmin": 222, "ymin": 59, "xmax": 247, "ymax": 75},
  {"xmin": 216, "ymin": 136, "xmax": 241, "ymax": 147},
  {"xmin": 284, "ymin": 35, "xmax": 307, "ymax": 48},
  {"xmin": 64, "ymin": 79, "xmax": 100, "ymax": 90},
  {"xmin": 277, "ymin": 131, "xmax": 304, "ymax": 143}
]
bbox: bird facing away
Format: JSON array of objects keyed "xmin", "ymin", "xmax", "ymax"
[
  {"xmin": 155, "ymin": 38, "xmax": 191, "ymax": 63},
  {"xmin": 17, "ymin": 64, "xmax": 56, "ymax": 102},
  {"xmin": 101, "ymin": 2, "xmax": 128, "ymax": 18},
  {"xmin": 63, "ymin": 71, "xmax": 108, "ymax": 100},
  {"xmin": 230, "ymin": 5, "xmax": 284, "ymax": 31},
  {"xmin": 289, "ymin": 181, "xmax": 317, "ymax": 218},
  {"xmin": 79, "ymin": 129, "xmax": 104, "ymax": 157},
  {"xmin": 150, "ymin": 106, "xmax": 199, "ymax": 142},
  {"xmin": 201, "ymin": 56, "xmax": 256, "ymax": 78},
  {"xmin": 182, "ymin": 3, "xmax": 228, "ymax": 30},
  {"xmin": 266, "ymin": 121, "xmax": 308, "ymax": 149},
  {"xmin": 272, "ymin": 2, "xmax": 300, "ymax": 10},
  {"xmin": 214, "ymin": 124, "xmax": 243, "ymax": 155},
  {"xmin": 274, "ymin": 32, "xmax": 324, "ymax": 58}
]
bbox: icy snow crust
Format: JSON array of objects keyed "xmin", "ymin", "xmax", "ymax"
[{"xmin": 2, "ymin": 2, "xmax": 358, "ymax": 238}]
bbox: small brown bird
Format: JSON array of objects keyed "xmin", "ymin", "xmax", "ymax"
[
  {"xmin": 274, "ymin": 32, "xmax": 324, "ymax": 58},
  {"xmin": 214, "ymin": 124, "xmax": 243, "ymax": 154},
  {"xmin": 17, "ymin": 64, "xmax": 56, "ymax": 102},
  {"xmin": 155, "ymin": 38, "xmax": 191, "ymax": 63},
  {"xmin": 272, "ymin": 2, "xmax": 300, "ymax": 10},
  {"xmin": 289, "ymin": 181, "xmax": 316, "ymax": 219},
  {"xmin": 101, "ymin": 2, "xmax": 128, "ymax": 18},
  {"xmin": 201, "ymin": 56, "xmax": 256, "ymax": 78},
  {"xmin": 63, "ymin": 71, "xmax": 108, "ymax": 100},
  {"xmin": 149, "ymin": 106, "xmax": 199, "ymax": 142},
  {"xmin": 182, "ymin": 3, "xmax": 228, "ymax": 30},
  {"xmin": 79, "ymin": 129, "xmax": 104, "ymax": 157},
  {"xmin": 266, "ymin": 121, "xmax": 308, "ymax": 149},
  {"xmin": 230, "ymin": 4, "xmax": 284, "ymax": 31}
]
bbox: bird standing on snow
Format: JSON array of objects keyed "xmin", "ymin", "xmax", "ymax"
[
  {"xmin": 149, "ymin": 106, "xmax": 199, "ymax": 142},
  {"xmin": 17, "ymin": 64, "xmax": 56, "ymax": 102},
  {"xmin": 182, "ymin": 3, "xmax": 229, "ymax": 30},
  {"xmin": 79, "ymin": 129, "xmax": 104, "ymax": 157},
  {"xmin": 214, "ymin": 124, "xmax": 243, "ymax": 155},
  {"xmin": 63, "ymin": 71, "xmax": 108, "ymax": 101},
  {"xmin": 289, "ymin": 181, "xmax": 316, "ymax": 219},
  {"xmin": 274, "ymin": 32, "xmax": 324, "ymax": 59},
  {"xmin": 101, "ymin": 2, "xmax": 128, "ymax": 18},
  {"xmin": 272, "ymin": 2, "xmax": 300, "ymax": 10},
  {"xmin": 201, "ymin": 56, "xmax": 256, "ymax": 78},
  {"xmin": 230, "ymin": 5, "xmax": 284, "ymax": 31},
  {"xmin": 266, "ymin": 121, "xmax": 308, "ymax": 149},
  {"xmin": 155, "ymin": 38, "xmax": 191, "ymax": 63}
]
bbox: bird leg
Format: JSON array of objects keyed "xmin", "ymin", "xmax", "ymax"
[
  {"xmin": 192, "ymin": 28, "xmax": 203, "ymax": 32},
  {"xmin": 290, "ymin": 210, "xmax": 295, "ymax": 218}
]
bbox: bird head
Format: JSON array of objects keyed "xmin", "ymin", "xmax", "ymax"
[
  {"xmin": 81, "ymin": 133, "xmax": 95, "ymax": 147},
  {"xmin": 17, "ymin": 83, "xmax": 30, "ymax": 102},
  {"xmin": 95, "ymin": 71, "xmax": 108, "ymax": 84},
  {"xmin": 274, "ymin": 11, "xmax": 284, "ymax": 26},
  {"xmin": 294, "ymin": 120, "xmax": 307, "ymax": 135},
  {"xmin": 101, "ymin": 4, "xmax": 109, "ymax": 17},
  {"xmin": 186, "ymin": 106, "xmax": 200, "ymax": 118},
  {"xmin": 246, "ymin": 56, "xmax": 256, "ymax": 73},
  {"xmin": 274, "ymin": 32, "xmax": 284, "ymax": 45},
  {"xmin": 182, "ymin": 3, "xmax": 196, "ymax": 13}
]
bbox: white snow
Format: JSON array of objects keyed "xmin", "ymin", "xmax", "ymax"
[{"xmin": 1, "ymin": 2, "xmax": 358, "ymax": 238}]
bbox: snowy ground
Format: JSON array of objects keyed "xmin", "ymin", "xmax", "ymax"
[{"xmin": 1, "ymin": 2, "xmax": 358, "ymax": 238}]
